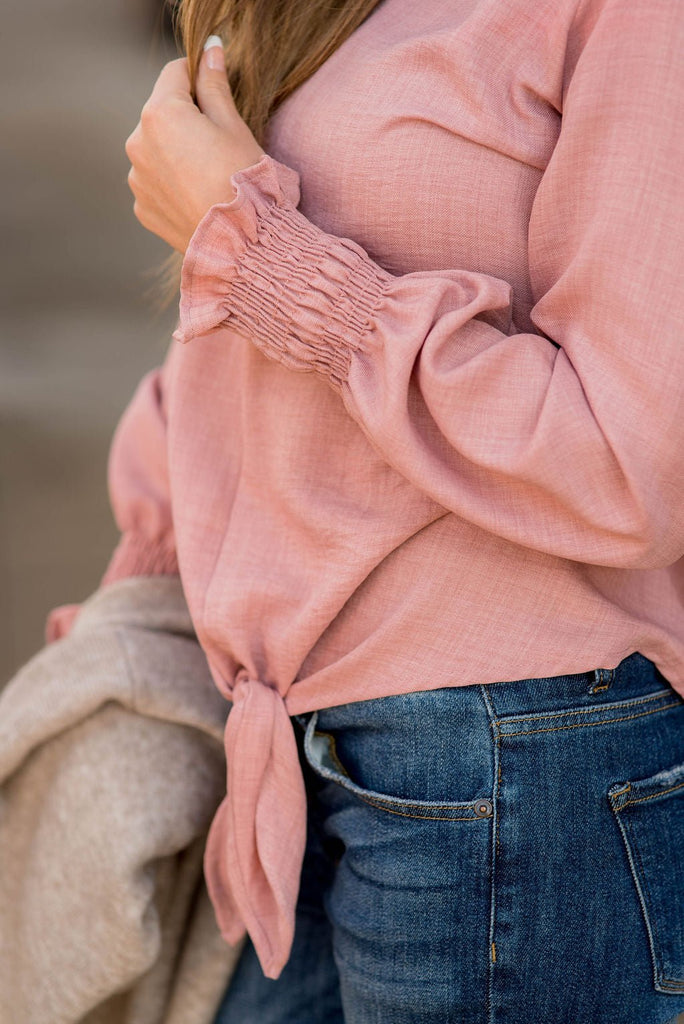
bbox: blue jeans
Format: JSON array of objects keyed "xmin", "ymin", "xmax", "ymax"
[{"xmin": 213, "ymin": 651, "xmax": 684, "ymax": 1023}]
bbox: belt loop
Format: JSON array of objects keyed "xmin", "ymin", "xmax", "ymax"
[{"xmin": 589, "ymin": 667, "xmax": 614, "ymax": 694}]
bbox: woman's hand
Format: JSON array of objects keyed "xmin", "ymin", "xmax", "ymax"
[{"xmin": 125, "ymin": 41, "xmax": 264, "ymax": 253}]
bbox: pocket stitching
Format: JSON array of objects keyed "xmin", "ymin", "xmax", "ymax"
[
  {"xmin": 352, "ymin": 795, "xmax": 491, "ymax": 821},
  {"xmin": 610, "ymin": 803, "xmax": 663, "ymax": 991},
  {"xmin": 627, "ymin": 816, "xmax": 673, "ymax": 992},
  {"xmin": 620, "ymin": 779, "xmax": 684, "ymax": 808},
  {"xmin": 304, "ymin": 715, "xmax": 492, "ymax": 821},
  {"xmin": 608, "ymin": 770, "xmax": 684, "ymax": 994},
  {"xmin": 500, "ymin": 688, "xmax": 674, "ymax": 725},
  {"xmin": 502, "ymin": 698, "xmax": 681, "ymax": 738}
]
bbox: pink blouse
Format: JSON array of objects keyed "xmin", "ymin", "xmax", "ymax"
[{"xmin": 48, "ymin": 0, "xmax": 684, "ymax": 980}]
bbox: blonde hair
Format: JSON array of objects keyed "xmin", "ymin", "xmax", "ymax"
[{"xmin": 153, "ymin": 0, "xmax": 382, "ymax": 309}]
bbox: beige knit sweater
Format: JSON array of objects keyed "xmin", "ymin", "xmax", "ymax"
[{"xmin": 0, "ymin": 577, "xmax": 244, "ymax": 1024}]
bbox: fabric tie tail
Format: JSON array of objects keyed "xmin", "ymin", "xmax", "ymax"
[{"xmin": 203, "ymin": 673, "xmax": 307, "ymax": 979}]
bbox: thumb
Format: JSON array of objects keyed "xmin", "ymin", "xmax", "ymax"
[{"xmin": 195, "ymin": 35, "xmax": 238, "ymax": 128}]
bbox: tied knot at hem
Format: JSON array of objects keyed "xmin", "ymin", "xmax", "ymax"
[{"xmin": 203, "ymin": 671, "xmax": 308, "ymax": 980}]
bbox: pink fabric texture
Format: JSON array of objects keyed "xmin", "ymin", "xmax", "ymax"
[
  {"xmin": 45, "ymin": 603, "xmax": 82, "ymax": 644},
  {"xmin": 50, "ymin": 0, "xmax": 683, "ymax": 979}
]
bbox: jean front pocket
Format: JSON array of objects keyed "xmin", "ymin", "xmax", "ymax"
[
  {"xmin": 607, "ymin": 761, "xmax": 684, "ymax": 994},
  {"xmin": 303, "ymin": 710, "xmax": 494, "ymax": 822}
]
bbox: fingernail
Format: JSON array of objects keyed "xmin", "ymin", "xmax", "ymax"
[{"xmin": 203, "ymin": 34, "xmax": 225, "ymax": 71}]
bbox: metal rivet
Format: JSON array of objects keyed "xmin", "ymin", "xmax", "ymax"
[{"xmin": 475, "ymin": 799, "xmax": 492, "ymax": 817}]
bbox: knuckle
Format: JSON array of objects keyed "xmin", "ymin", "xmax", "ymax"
[
  {"xmin": 158, "ymin": 56, "xmax": 187, "ymax": 83},
  {"xmin": 139, "ymin": 100, "xmax": 159, "ymax": 127},
  {"xmin": 124, "ymin": 132, "xmax": 137, "ymax": 159}
]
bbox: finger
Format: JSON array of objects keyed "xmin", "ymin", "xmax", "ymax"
[
  {"xmin": 147, "ymin": 57, "xmax": 194, "ymax": 107},
  {"xmin": 195, "ymin": 35, "xmax": 239, "ymax": 129},
  {"xmin": 124, "ymin": 125, "xmax": 141, "ymax": 162}
]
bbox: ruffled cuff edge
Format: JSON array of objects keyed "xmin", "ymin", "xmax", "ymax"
[
  {"xmin": 171, "ymin": 152, "xmax": 394, "ymax": 393},
  {"xmin": 172, "ymin": 153, "xmax": 301, "ymax": 346}
]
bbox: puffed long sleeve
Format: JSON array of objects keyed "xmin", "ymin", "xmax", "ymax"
[
  {"xmin": 45, "ymin": 366, "xmax": 178, "ymax": 643},
  {"xmin": 173, "ymin": 0, "xmax": 684, "ymax": 572},
  {"xmin": 99, "ymin": 366, "xmax": 179, "ymax": 585}
]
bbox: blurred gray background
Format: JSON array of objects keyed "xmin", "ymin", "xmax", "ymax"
[
  {"xmin": 3, "ymin": 13, "xmax": 684, "ymax": 1022},
  {"xmin": 1, "ymin": 0, "xmax": 179, "ymax": 683}
]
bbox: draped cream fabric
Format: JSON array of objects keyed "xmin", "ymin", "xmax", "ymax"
[{"xmin": 1, "ymin": 578, "xmax": 243, "ymax": 1024}]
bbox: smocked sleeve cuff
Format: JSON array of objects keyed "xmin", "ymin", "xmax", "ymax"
[
  {"xmin": 99, "ymin": 532, "xmax": 179, "ymax": 588},
  {"xmin": 172, "ymin": 153, "xmax": 394, "ymax": 392}
]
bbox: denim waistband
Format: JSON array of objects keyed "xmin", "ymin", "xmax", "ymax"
[
  {"xmin": 292, "ymin": 651, "xmax": 682, "ymax": 734},
  {"xmin": 481, "ymin": 650, "xmax": 678, "ymax": 721}
]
